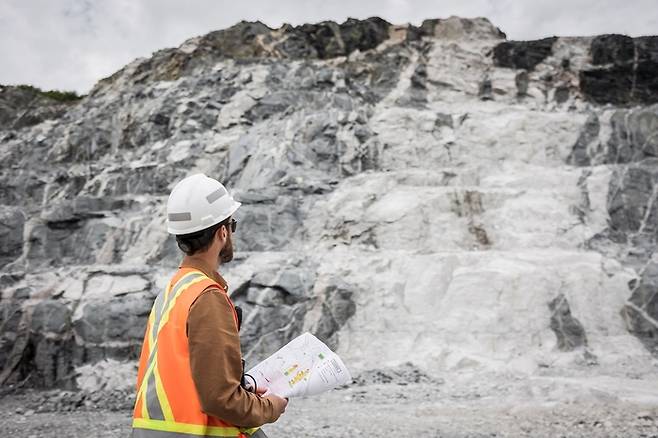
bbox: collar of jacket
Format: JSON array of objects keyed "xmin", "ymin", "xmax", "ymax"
[{"xmin": 179, "ymin": 257, "xmax": 229, "ymax": 293}]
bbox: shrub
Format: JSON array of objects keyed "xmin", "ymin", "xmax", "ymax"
[{"xmin": 15, "ymin": 84, "xmax": 84, "ymax": 102}]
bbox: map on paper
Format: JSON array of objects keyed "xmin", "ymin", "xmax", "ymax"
[{"xmin": 246, "ymin": 332, "xmax": 352, "ymax": 398}]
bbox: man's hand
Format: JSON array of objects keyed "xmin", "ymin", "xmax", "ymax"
[
  {"xmin": 255, "ymin": 386, "xmax": 288, "ymax": 420},
  {"xmin": 264, "ymin": 394, "xmax": 288, "ymax": 420}
]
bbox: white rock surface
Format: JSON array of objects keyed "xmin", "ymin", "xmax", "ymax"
[{"xmin": 0, "ymin": 18, "xmax": 657, "ymax": 405}]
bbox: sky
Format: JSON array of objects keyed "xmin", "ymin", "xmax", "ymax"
[{"xmin": 2, "ymin": 0, "xmax": 657, "ymax": 94}]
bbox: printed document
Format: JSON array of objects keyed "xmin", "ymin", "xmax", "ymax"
[{"xmin": 246, "ymin": 332, "xmax": 352, "ymax": 398}]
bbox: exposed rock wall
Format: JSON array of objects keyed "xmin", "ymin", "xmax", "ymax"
[
  {"xmin": 580, "ymin": 35, "xmax": 658, "ymax": 105},
  {"xmin": 1, "ymin": 16, "xmax": 657, "ymax": 390},
  {"xmin": 0, "ymin": 85, "xmax": 79, "ymax": 130}
]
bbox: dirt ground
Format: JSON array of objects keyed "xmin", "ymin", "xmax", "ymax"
[{"xmin": 2, "ymin": 380, "xmax": 658, "ymax": 438}]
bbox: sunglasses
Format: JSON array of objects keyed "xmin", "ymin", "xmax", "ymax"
[{"xmin": 226, "ymin": 218, "xmax": 237, "ymax": 233}]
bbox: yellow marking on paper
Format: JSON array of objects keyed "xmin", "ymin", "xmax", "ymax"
[
  {"xmin": 284, "ymin": 364, "xmax": 298, "ymax": 376},
  {"xmin": 288, "ymin": 369, "xmax": 310, "ymax": 387}
]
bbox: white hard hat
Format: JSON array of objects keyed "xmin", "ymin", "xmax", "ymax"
[{"xmin": 167, "ymin": 173, "xmax": 241, "ymax": 235}]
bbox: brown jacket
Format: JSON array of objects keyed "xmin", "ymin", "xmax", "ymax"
[{"xmin": 182, "ymin": 257, "xmax": 276, "ymax": 427}]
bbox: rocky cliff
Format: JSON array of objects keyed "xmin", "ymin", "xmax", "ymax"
[
  {"xmin": 1, "ymin": 17, "xmax": 657, "ymax": 392},
  {"xmin": 0, "ymin": 85, "xmax": 81, "ymax": 132}
]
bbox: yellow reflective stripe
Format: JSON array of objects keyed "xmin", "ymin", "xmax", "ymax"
[
  {"xmin": 154, "ymin": 272, "xmax": 198, "ymax": 340},
  {"xmin": 139, "ymin": 310, "xmax": 157, "ymax": 420},
  {"xmin": 146, "ymin": 309, "xmax": 155, "ymax": 352},
  {"xmin": 138, "ymin": 355, "xmax": 156, "ymax": 400},
  {"xmin": 141, "ymin": 374, "xmax": 150, "ymax": 419},
  {"xmin": 154, "ymin": 275, "xmax": 207, "ymax": 341},
  {"xmin": 240, "ymin": 427, "xmax": 260, "ymax": 435},
  {"xmin": 153, "ymin": 271, "xmax": 208, "ymax": 336},
  {"xmin": 154, "ymin": 277, "xmax": 177, "ymax": 344},
  {"xmin": 132, "ymin": 418, "xmax": 242, "ymax": 436},
  {"xmin": 154, "ymin": 359, "xmax": 174, "ymax": 421},
  {"xmin": 138, "ymin": 356, "xmax": 161, "ymax": 419}
]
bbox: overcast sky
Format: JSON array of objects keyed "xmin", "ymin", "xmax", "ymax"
[{"xmin": 2, "ymin": 0, "xmax": 657, "ymax": 94}]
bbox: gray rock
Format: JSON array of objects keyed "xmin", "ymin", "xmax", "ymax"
[
  {"xmin": 580, "ymin": 36, "xmax": 658, "ymax": 105},
  {"xmin": 246, "ymin": 287, "xmax": 286, "ymax": 307},
  {"xmin": 478, "ymin": 77, "xmax": 493, "ymax": 101},
  {"xmin": 252, "ymin": 270, "xmax": 304, "ymax": 296},
  {"xmin": 567, "ymin": 113, "xmax": 600, "ymax": 166},
  {"xmin": 0, "ymin": 85, "xmax": 79, "ymax": 130},
  {"xmin": 493, "ymin": 37, "xmax": 557, "ymax": 71},
  {"xmin": 549, "ymin": 294, "xmax": 588, "ymax": 351},
  {"xmin": 294, "ymin": 18, "xmax": 391, "ymax": 60},
  {"xmin": 0, "ymin": 206, "xmax": 25, "ymax": 266},
  {"xmin": 590, "ymin": 34, "xmax": 635, "ymax": 65},
  {"xmin": 73, "ymin": 294, "xmax": 151, "ymax": 347},
  {"xmin": 232, "ymin": 195, "xmax": 303, "ymax": 252},
  {"xmin": 606, "ymin": 106, "xmax": 658, "ymax": 164},
  {"xmin": 353, "ymin": 362, "xmax": 440, "ymax": 386},
  {"xmin": 239, "ymin": 302, "xmax": 306, "ymax": 364},
  {"xmin": 31, "ymin": 335, "xmax": 75, "ymax": 387},
  {"xmin": 515, "ymin": 71, "xmax": 529, "ymax": 96},
  {"xmin": 31, "ymin": 300, "xmax": 70, "ymax": 334},
  {"xmin": 621, "ymin": 262, "xmax": 658, "ymax": 355},
  {"xmin": 3, "ymin": 17, "xmax": 658, "ymax": 391},
  {"xmin": 554, "ymin": 85, "xmax": 569, "ymax": 104},
  {"xmin": 304, "ymin": 276, "xmax": 356, "ymax": 349},
  {"xmin": 418, "ymin": 17, "xmax": 506, "ymax": 40},
  {"xmin": 607, "ymin": 161, "xmax": 658, "ymax": 256}
]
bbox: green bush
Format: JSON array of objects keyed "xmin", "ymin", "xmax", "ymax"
[{"xmin": 15, "ymin": 84, "xmax": 83, "ymax": 102}]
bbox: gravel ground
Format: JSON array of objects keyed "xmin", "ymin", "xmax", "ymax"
[
  {"xmin": 2, "ymin": 372, "xmax": 658, "ymax": 438},
  {"xmin": 269, "ymin": 384, "xmax": 658, "ymax": 437}
]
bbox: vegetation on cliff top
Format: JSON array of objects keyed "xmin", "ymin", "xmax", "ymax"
[{"xmin": 14, "ymin": 84, "xmax": 84, "ymax": 102}]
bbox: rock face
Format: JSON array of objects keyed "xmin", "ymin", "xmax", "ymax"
[
  {"xmin": 622, "ymin": 261, "xmax": 658, "ymax": 356},
  {"xmin": 493, "ymin": 37, "xmax": 558, "ymax": 70},
  {"xmin": 1, "ymin": 16, "xmax": 657, "ymax": 391},
  {"xmin": 580, "ymin": 35, "xmax": 658, "ymax": 105},
  {"xmin": 0, "ymin": 85, "xmax": 80, "ymax": 130},
  {"xmin": 549, "ymin": 294, "xmax": 588, "ymax": 351}
]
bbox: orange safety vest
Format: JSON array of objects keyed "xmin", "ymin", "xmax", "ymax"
[{"xmin": 132, "ymin": 268, "xmax": 259, "ymax": 438}]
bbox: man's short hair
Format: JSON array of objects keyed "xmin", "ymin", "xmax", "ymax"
[{"xmin": 175, "ymin": 217, "xmax": 231, "ymax": 256}]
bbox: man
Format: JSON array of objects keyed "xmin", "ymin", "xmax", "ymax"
[{"xmin": 132, "ymin": 173, "xmax": 288, "ymax": 438}]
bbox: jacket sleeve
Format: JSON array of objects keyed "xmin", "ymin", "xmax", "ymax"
[{"xmin": 187, "ymin": 288, "xmax": 277, "ymax": 427}]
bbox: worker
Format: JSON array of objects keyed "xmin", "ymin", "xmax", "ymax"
[{"xmin": 132, "ymin": 173, "xmax": 288, "ymax": 438}]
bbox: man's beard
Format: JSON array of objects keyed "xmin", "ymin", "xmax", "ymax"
[{"xmin": 219, "ymin": 234, "xmax": 234, "ymax": 263}]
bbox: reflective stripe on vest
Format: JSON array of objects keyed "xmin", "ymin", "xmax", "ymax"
[
  {"xmin": 132, "ymin": 424, "xmax": 267, "ymax": 438},
  {"xmin": 132, "ymin": 269, "xmax": 259, "ymax": 438}
]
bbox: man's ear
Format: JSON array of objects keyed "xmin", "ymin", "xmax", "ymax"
[{"xmin": 215, "ymin": 225, "xmax": 227, "ymax": 244}]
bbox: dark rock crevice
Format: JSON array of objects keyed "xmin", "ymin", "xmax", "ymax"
[
  {"xmin": 567, "ymin": 113, "xmax": 601, "ymax": 166},
  {"xmin": 549, "ymin": 293, "xmax": 588, "ymax": 351},
  {"xmin": 621, "ymin": 261, "xmax": 658, "ymax": 356}
]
